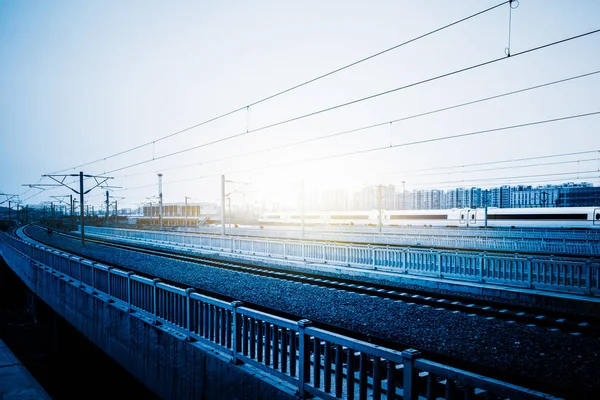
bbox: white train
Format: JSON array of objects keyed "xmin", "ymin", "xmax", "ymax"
[{"xmin": 258, "ymin": 207, "xmax": 600, "ymax": 229}]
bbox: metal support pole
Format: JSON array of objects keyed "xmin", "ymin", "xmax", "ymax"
[
  {"xmin": 158, "ymin": 173, "xmax": 163, "ymax": 229},
  {"xmin": 379, "ymin": 184, "xmax": 383, "ymax": 234},
  {"xmin": 484, "ymin": 189, "xmax": 488, "ymax": 228},
  {"xmin": 79, "ymin": 171, "xmax": 85, "ymax": 246},
  {"xmin": 221, "ymin": 175, "xmax": 226, "ymax": 236},
  {"xmin": 105, "ymin": 190, "xmax": 109, "ymax": 226},
  {"xmin": 185, "ymin": 196, "xmax": 188, "ymax": 229}
]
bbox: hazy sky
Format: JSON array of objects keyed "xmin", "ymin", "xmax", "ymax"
[{"xmin": 1, "ymin": 0, "xmax": 599, "ymax": 210}]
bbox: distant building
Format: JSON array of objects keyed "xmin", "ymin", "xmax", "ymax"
[
  {"xmin": 142, "ymin": 202, "xmax": 218, "ymax": 217},
  {"xmin": 556, "ymin": 182, "xmax": 600, "ymax": 207}
]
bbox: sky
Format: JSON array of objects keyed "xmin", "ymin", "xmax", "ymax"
[{"xmin": 1, "ymin": 0, "xmax": 599, "ymax": 211}]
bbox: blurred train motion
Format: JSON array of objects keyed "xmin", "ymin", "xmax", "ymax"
[{"xmin": 258, "ymin": 207, "xmax": 600, "ymax": 229}]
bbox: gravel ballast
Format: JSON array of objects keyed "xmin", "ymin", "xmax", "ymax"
[{"xmin": 21, "ymin": 227, "xmax": 600, "ymax": 398}]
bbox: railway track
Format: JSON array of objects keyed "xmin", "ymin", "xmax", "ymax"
[{"xmin": 29, "ymin": 226, "xmax": 600, "ymax": 338}]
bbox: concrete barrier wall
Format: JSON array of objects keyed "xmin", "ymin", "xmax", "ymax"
[{"xmin": 0, "ymin": 247, "xmax": 297, "ymax": 400}]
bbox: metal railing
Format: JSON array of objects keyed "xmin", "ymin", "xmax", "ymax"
[
  {"xmin": 85, "ymin": 227, "xmax": 600, "ymax": 295},
  {"xmin": 0, "ymin": 229, "xmax": 559, "ymax": 399},
  {"xmin": 175, "ymin": 225, "xmax": 600, "ymax": 255}
]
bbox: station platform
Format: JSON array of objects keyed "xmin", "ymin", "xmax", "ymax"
[{"xmin": 0, "ymin": 338, "xmax": 52, "ymax": 400}]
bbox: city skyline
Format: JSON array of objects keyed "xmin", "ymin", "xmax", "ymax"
[{"xmin": 4, "ymin": 180, "xmax": 597, "ymax": 221}]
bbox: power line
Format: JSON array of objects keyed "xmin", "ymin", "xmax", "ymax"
[
  {"xmin": 112, "ymin": 70, "xmax": 600, "ymax": 180},
  {"xmin": 401, "ymin": 172, "xmax": 600, "ymax": 190},
  {"xmin": 377, "ymin": 149, "xmax": 600, "ymax": 176},
  {"xmin": 114, "ymin": 110, "xmax": 600, "ymax": 192},
  {"xmin": 102, "ymin": 29, "xmax": 600, "ymax": 176},
  {"xmin": 381, "ymin": 157, "xmax": 600, "ymax": 180},
  {"xmin": 401, "ymin": 169, "xmax": 600, "ymax": 187},
  {"xmin": 49, "ymin": 1, "xmax": 509, "ymax": 175}
]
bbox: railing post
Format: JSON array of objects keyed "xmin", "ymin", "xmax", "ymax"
[
  {"xmin": 106, "ymin": 267, "xmax": 113, "ymax": 302},
  {"xmin": 126, "ymin": 271, "xmax": 134, "ymax": 312},
  {"xmin": 345, "ymin": 245, "xmax": 349, "ymax": 265},
  {"xmin": 185, "ymin": 288, "xmax": 194, "ymax": 341},
  {"xmin": 527, "ymin": 257, "xmax": 533, "ymax": 288},
  {"xmin": 297, "ymin": 319, "xmax": 312, "ymax": 398},
  {"xmin": 585, "ymin": 260, "xmax": 593, "ymax": 295},
  {"xmin": 231, "ymin": 301, "xmax": 243, "ymax": 365},
  {"xmin": 402, "ymin": 249, "xmax": 407, "ymax": 273},
  {"xmin": 402, "ymin": 348, "xmax": 421, "ymax": 400},
  {"xmin": 153, "ymin": 278, "xmax": 161, "ymax": 324},
  {"xmin": 371, "ymin": 245, "xmax": 375, "ymax": 267},
  {"xmin": 436, "ymin": 251, "xmax": 441, "ymax": 277},
  {"xmin": 79, "ymin": 259, "xmax": 83, "ymax": 287},
  {"xmin": 91, "ymin": 263, "xmax": 96, "ymax": 292},
  {"xmin": 480, "ymin": 252, "xmax": 486, "ymax": 282}
]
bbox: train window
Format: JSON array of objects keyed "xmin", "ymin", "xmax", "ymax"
[
  {"xmin": 460, "ymin": 214, "xmax": 464, "ymax": 220},
  {"xmin": 471, "ymin": 214, "xmax": 475, "ymax": 220},
  {"xmin": 596, "ymin": 213, "xmax": 600, "ymax": 220}
]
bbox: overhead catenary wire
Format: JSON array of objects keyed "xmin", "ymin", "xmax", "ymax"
[
  {"xmin": 101, "ymin": 30, "xmax": 600, "ymax": 177},
  {"xmin": 377, "ymin": 157, "xmax": 600, "ymax": 180},
  {"xmin": 398, "ymin": 169, "xmax": 600, "ymax": 187},
  {"xmin": 378, "ymin": 149, "xmax": 600, "ymax": 176},
  {"xmin": 77, "ymin": 152, "xmax": 600, "ymax": 201},
  {"xmin": 49, "ymin": 1, "xmax": 510, "ymax": 175},
  {"xmin": 114, "ymin": 110, "xmax": 600, "ymax": 192},
  {"xmin": 112, "ymin": 70, "xmax": 600, "ymax": 180},
  {"xmin": 401, "ymin": 171, "xmax": 600, "ymax": 190}
]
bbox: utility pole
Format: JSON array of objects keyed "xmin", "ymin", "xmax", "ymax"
[
  {"xmin": 228, "ymin": 197, "xmax": 231, "ymax": 229},
  {"xmin": 106, "ymin": 190, "xmax": 110, "ymax": 226},
  {"xmin": 79, "ymin": 171, "xmax": 85, "ymax": 245},
  {"xmin": 115, "ymin": 200, "xmax": 118, "ymax": 225},
  {"xmin": 0, "ymin": 193, "xmax": 17, "ymax": 219},
  {"xmin": 221, "ymin": 175, "xmax": 226, "ymax": 236},
  {"xmin": 484, "ymin": 189, "xmax": 489, "ymax": 228},
  {"xmin": 185, "ymin": 196, "xmax": 188, "ymax": 229},
  {"xmin": 374, "ymin": 184, "xmax": 384, "ymax": 234},
  {"xmin": 25, "ymin": 171, "xmax": 115, "ymax": 246},
  {"xmin": 158, "ymin": 173, "xmax": 163, "ymax": 229}
]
